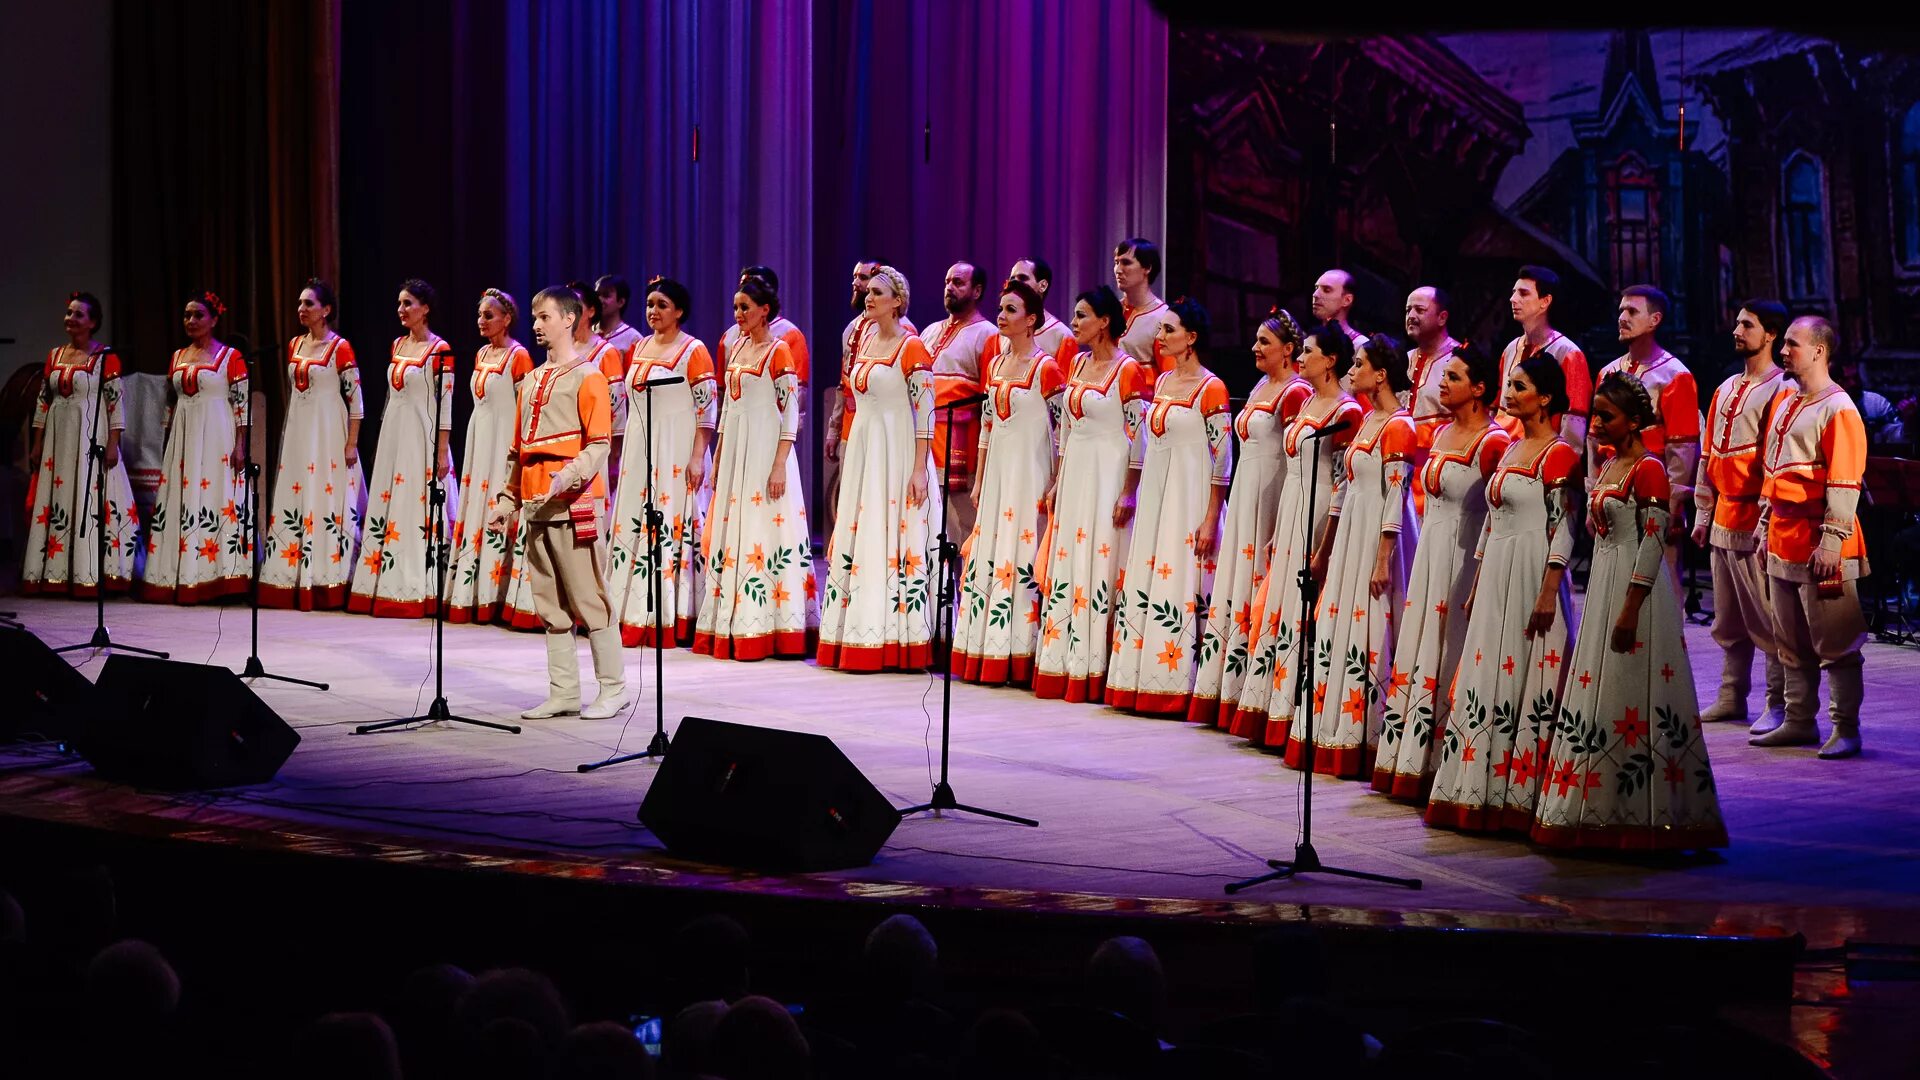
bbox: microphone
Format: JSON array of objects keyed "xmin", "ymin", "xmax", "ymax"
[
  {"xmin": 1301, "ymin": 418, "xmax": 1352, "ymax": 440},
  {"xmin": 639, "ymin": 375, "xmax": 686, "ymax": 388},
  {"xmin": 940, "ymin": 391, "xmax": 990, "ymax": 409}
]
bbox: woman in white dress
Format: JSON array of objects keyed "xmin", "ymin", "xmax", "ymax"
[
  {"xmin": 139, "ymin": 291, "xmax": 251, "ymax": 604},
  {"xmin": 817, "ymin": 265, "xmax": 939, "ymax": 672},
  {"xmin": 606, "ymin": 277, "xmax": 718, "ymax": 647},
  {"xmin": 953, "ymin": 279, "xmax": 1065, "ymax": 685},
  {"xmin": 1227, "ymin": 327, "xmax": 1361, "ymax": 745},
  {"xmin": 1425, "ymin": 353, "xmax": 1578, "ymax": 832},
  {"xmin": 1372, "ymin": 345, "xmax": 1511, "ymax": 799},
  {"xmin": 1032, "ymin": 287, "xmax": 1149, "ymax": 701},
  {"xmin": 1190, "ymin": 309, "xmax": 1308, "ymax": 726},
  {"xmin": 23, "ymin": 291, "xmax": 138, "ymax": 596},
  {"xmin": 348, "ymin": 279, "xmax": 456, "ymax": 618},
  {"xmin": 443, "ymin": 288, "xmax": 532, "ymax": 624},
  {"xmin": 1531, "ymin": 372, "xmax": 1727, "ymax": 850},
  {"xmin": 259, "ymin": 278, "xmax": 366, "ymax": 610},
  {"xmin": 694, "ymin": 276, "xmax": 819, "ymax": 659},
  {"xmin": 1285, "ymin": 336, "xmax": 1418, "ymax": 777},
  {"xmin": 1105, "ymin": 298, "xmax": 1233, "ymax": 716}
]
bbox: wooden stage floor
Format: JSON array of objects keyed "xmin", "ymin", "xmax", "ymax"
[{"xmin": 3, "ymin": 594, "xmax": 1917, "ymax": 951}]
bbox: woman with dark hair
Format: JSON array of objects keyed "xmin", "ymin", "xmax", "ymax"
[
  {"xmin": 606, "ymin": 276, "xmax": 718, "ymax": 646},
  {"xmin": 259, "ymin": 279, "xmax": 366, "ymax": 610},
  {"xmin": 139, "ymin": 292, "xmax": 252, "ymax": 603},
  {"xmin": 1032, "ymin": 286, "xmax": 1149, "ymax": 700},
  {"xmin": 817, "ymin": 265, "xmax": 938, "ymax": 671},
  {"xmin": 1287, "ymin": 335, "xmax": 1418, "ymax": 776},
  {"xmin": 23, "ymin": 291, "xmax": 139, "ymax": 595},
  {"xmin": 348, "ymin": 279, "xmax": 456, "ymax": 617},
  {"xmin": 694, "ymin": 276, "xmax": 818, "ymax": 659},
  {"xmin": 443, "ymin": 288, "xmax": 533, "ymax": 624},
  {"xmin": 1530, "ymin": 372, "xmax": 1726, "ymax": 850},
  {"xmin": 1229, "ymin": 327, "xmax": 1363, "ymax": 744},
  {"xmin": 1425, "ymin": 353, "xmax": 1578, "ymax": 831},
  {"xmin": 1104, "ymin": 297, "xmax": 1233, "ymax": 715},
  {"xmin": 1372, "ymin": 344, "xmax": 1510, "ymax": 798},
  {"xmin": 1191, "ymin": 309, "xmax": 1308, "ymax": 725},
  {"xmin": 951, "ymin": 278, "xmax": 1065, "ymax": 684}
]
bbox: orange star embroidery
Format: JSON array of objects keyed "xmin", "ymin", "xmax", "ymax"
[
  {"xmin": 198, "ymin": 538, "xmax": 220, "ymax": 563},
  {"xmin": 1156, "ymin": 640, "xmax": 1183, "ymax": 670}
]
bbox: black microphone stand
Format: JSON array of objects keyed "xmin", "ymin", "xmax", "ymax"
[
  {"xmin": 899, "ymin": 391, "xmax": 1037, "ymax": 827},
  {"xmin": 53, "ymin": 345, "xmax": 168, "ymax": 659},
  {"xmin": 1229, "ymin": 418, "xmax": 1419, "ymax": 893},
  {"xmin": 359, "ymin": 344, "xmax": 520, "ymax": 735},
  {"xmin": 580, "ymin": 372, "xmax": 686, "ymax": 771},
  {"xmin": 233, "ymin": 336, "xmax": 326, "ymax": 689}
]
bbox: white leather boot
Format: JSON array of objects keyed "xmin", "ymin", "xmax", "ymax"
[
  {"xmin": 522, "ymin": 631, "xmax": 582, "ymax": 719},
  {"xmin": 1748, "ymin": 653, "xmax": 1788, "ymax": 736},
  {"xmin": 582, "ymin": 626, "xmax": 633, "ymax": 719},
  {"xmin": 1818, "ymin": 658, "xmax": 1863, "ymax": 760},
  {"xmin": 1750, "ymin": 663, "xmax": 1818, "ymax": 747}
]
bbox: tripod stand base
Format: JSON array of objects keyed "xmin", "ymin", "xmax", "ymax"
[
  {"xmin": 1225, "ymin": 841, "xmax": 1422, "ymax": 894},
  {"xmin": 577, "ymin": 728, "xmax": 671, "ymax": 772},
  {"xmin": 53, "ymin": 625, "xmax": 169, "ymax": 659},
  {"xmin": 238, "ymin": 654, "xmax": 329, "ymax": 690},
  {"xmin": 898, "ymin": 781, "xmax": 1038, "ymax": 827},
  {"xmin": 355, "ymin": 696, "xmax": 522, "ymax": 735}
]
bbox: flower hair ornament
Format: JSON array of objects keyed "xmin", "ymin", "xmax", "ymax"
[{"xmin": 195, "ymin": 291, "xmax": 227, "ymax": 318}]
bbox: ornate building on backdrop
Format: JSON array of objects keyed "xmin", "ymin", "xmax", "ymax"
[
  {"xmin": 1695, "ymin": 32, "xmax": 1920, "ymax": 398},
  {"xmin": 1167, "ymin": 32, "xmax": 1615, "ymax": 383},
  {"xmin": 1511, "ymin": 31, "xmax": 1733, "ymax": 367}
]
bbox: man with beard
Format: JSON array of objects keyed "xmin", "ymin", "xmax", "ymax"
[
  {"xmin": 918, "ymin": 261, "xmax": 996, "ymax": 544},
  {"xmin": 1751, "ymin": 316, "xmax": 1869, "ymax": 759},
  {"xmin": 1113, "ymin": 237, "xmax": 1173, "ymax": 372},
  {"xmin": 1592, "ymin": 284, "xmax": 1700, "ymax": 590},
  {"xmin": 1497, "ymin": 265, "xmax": 1591, "ymax": 469},
  {"xmin": 1693, "ymin": 300, "xmax": 1790, "ymax": 732},
  {"xmin": 1008, "ymin": 257, "xmax": 1080, "ymax": 368},
  {"xmin": 822, "ymin": 258, "xmax": 915, "ymax": 532},
  {"xmin": 1404, "ymin": 285, "xmax": 1460, "ymax": 518}
]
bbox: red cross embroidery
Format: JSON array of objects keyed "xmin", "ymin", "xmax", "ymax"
[
  {"xmin": 1502, "ymin": 655, "xmax": 1515, "ymax": 676},
  {"xmin": 1660, "ymin": 663, "xmax": 1674, "ymax": 682},
  {"xmin": 1577, "ymin": 670, "xmax": 1592, "ymax": 689}
]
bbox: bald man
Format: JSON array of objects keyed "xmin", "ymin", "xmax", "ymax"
[{"xmin": 921, "ymin": 261, "xmax": 997, "ymax": 544}]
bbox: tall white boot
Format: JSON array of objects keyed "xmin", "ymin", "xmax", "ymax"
[
  {"xmin": 522, "ymin": 631, "xmax": 582, "ymax": 719},
  {"xmin": 1748, "ymin": 653, "xmax": 1788, "ymax": 736},
  {"xmin": 582, "ymin": 626, "xmax": 633, "ymax": 720},
  {"xmin": 1818, "ymin": 657, "xmax": 1863, "ymax": 760},
  {"xmin": 1700, "ymin": 642, "xmax": 1753, "ymax": 724}
]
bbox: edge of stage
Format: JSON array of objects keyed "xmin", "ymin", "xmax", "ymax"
[{"xmin": 5, "ymin": 594, "xmax": 1919, "ymax": 1015}]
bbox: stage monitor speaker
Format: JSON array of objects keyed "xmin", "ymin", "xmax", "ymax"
[
  {"xmin": 1, "ymin": 626, "xmax": 96, "ymax": 742},
  {"xmin": 76, "ymin": 655, "xmax": 300, "ymax": 789},
  {"xmin": 638, "ymin": 717, "xmax": 899, "ymax": 872}
]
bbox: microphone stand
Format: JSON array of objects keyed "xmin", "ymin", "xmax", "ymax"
[
  {"xmin": 1229, "ymin": 417, "xmax": 1419, "ymax": 893},
  {"xmin": 899, "ymin": 390, "xmax": 1037, "ymax": 827},
  {"xmin": 233, "ymin": 336, "xmax": 326, "ymax": 689},
  {"xmin": 53, "ymin": 345, "xmax": 168, "ymax": 659},
  {"xmin": 359, "ymin": 344, "xmax": 520, "ymax": 735},
  {"xmin": 580, "ymin": 372, "xmax": 686, "ymax": 772}
]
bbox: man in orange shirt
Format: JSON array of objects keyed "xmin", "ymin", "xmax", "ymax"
[
  {"xmin": 1497, "ymin": 266, "xmax": 1591, "ymax": 471},
  {"xmin": 1692, "ymin": 301, "xmax": 1789, "ymax": 732},
  {"xmin": 1752, "ymin": 316, "xmax": 1868, "ymax": 759},
  {"xmin": 487, "ymin": 287, "xmax": 630, "ymax": 721},
  {"xmin": 1404, "ymin": 284, "xmax": 1459, "ymax": 518},
  {"xmin": 1593, "ymin": 285, "xmax": 1701, "ymax": 591}
]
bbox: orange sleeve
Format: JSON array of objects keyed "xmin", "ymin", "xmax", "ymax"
[
  {"xmin": 1823, "ymin": 406, "xmax": 1868, "ymax": 491},
  {"xmin": 1200, "ymin": 376, "xmax": 1230, "ymax": 417},
  {"xmin": 901, "ymin": 337, "xmax": 933, "ymax": 374},
  {"xmin": 771, "ymin": 340, "xmax": 799, "ymax": 380},
  {"xmin": 1630, "ymin": 454, "xmax": 1672, "ymax": 501},
  {"xmin": 103, "ymin": 353, "xmax": 122, "ymax": 380},
  {"xmin": 507, "ymin": 345, "xmax": 531, "ymax": 382},
  {"xmin": 782, "ymin": 327, "xmax": 810, "ymax": 385},
  {"xmin": 1053, "ymin": 334, "xmax": 1078, "ymax": 371},
  {"xmin": 1279, "ymin": 379, "xmax": 1312, "ymax": 424},
  {"xmin": 227, "ymin": 350, "xmax": 249, "ymax": 380},
  {"xmin": 1478, "ymin": 429, "xmax": 1513, "ymax": 476},
  {"xmin": 580, "ymin": 371, "xmax": 613, "ymax": 442},
  {"xmin": 1038, "ymin": 356, "xmax": 1065, "ymax": 397},
  {"xmin": 1542, "ymin": 440, "xmax": 1580, "ymax": 486},
  {"xmin": 1660, "ymin": 371, "xmax": 1700, "ymax": 440},
  {"xmin": 598, "ymin": 343, "xmax": 624, "ymax": 381},
  {"xmin": 1380, "ymin": 415, "xmax": 1418, "ymax": 462},
  {"xmin": 688, "ymin": 342, "xmax": 716, "ymax": 383},
  {"xmin": 433, "ymin": 344, "xmax": 454, "ymax": 374},
  {"xmin": 335, "ymin": 339, "xmax": 359, "ymax": 373},
  {"xmin": 1560, "ymin": 349, "xmax": 1591, "ymax": 416},
  {"xmin": 1119, "ymin": 358, "xmax": 1149, "ymax": 402},
  {"xmin": 979, "ymin": 333, "xmax": 1003, "ymax": 372}
]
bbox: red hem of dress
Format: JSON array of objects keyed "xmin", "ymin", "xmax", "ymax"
[
  {"xmin": 1032, "ymin": 671, "xmax": 1104, "ymax": 702},
  {"xmin": 137, "ymin": 576, "xmax": 248, "ymax": 605},
  {"xmin": 953, "ymin": 650, "xmax": 1033, "ymax": 686},
  {"xmin": 1105, "ymin": 688, "xmax": 1192, "ymax": 717},
  {"xmin": 1423, "ymin": 800, "xmax": 1537, "ymax": 835},
  {"xmin": 501, "ymin": 606, "xmax": 546, "ymax": 631},
  {"xmin": 1227, "ymin": 706, "xmax": 1270, "ymax": 742},
  {"xmin": 257, "ymin": 582, "xmax": 348, "ymax": 611},
  {"xmin": 1184, "ymin": 694, "xmax": 1235, "ymax": 727},
  {"xmin": 695, "ymin": 628, "xmax": 817, "ymax": 661},
  {"xmin": 18, "ymin": 576, "xmax": 133, "ymax": 599},
  {"xmin": 1527, "ymin": 820, "xmax": 1729, "ymax": 851},
  {"xmin": 1368, "ymin": 769, "xmax": 1433, "ymax": 802},
  {"xmin": 621, "ymin": 618, "xmax": 694, "ymax": 648},
  {"xmin": 1280, "ymin": 737, "xmax": 1373, "ymax": 778},
  {"xmin": 346, "ymin": 593, "xmax": 440, "ymax": 619},
  {"xmin": 1261, "ymin": 716, "xmax": 1294, "ymax": 749},
  {"xmin": 815, "ymin": 639, "xmax": 934, "ymax": 672},
  {"xmin": 444, "ymin": 602, "xmax": 498, "ymax": 625}
]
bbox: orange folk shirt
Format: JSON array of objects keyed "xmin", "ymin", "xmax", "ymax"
[
  {"xmin": 1760, "ymin": 383, "xmax": 1868, "ymax": 582},
  {"xmin": 509, "ymin": 355, "xmax": 613, "ymax": 505},
  {"xmin": 1694, "ymin": 367, "xmax": 1784, "ymax": 549}
]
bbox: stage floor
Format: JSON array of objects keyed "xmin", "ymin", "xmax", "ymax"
[{"xmin": 4, "ymin": 595, "xmax": 1917, "ymax": 949}]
